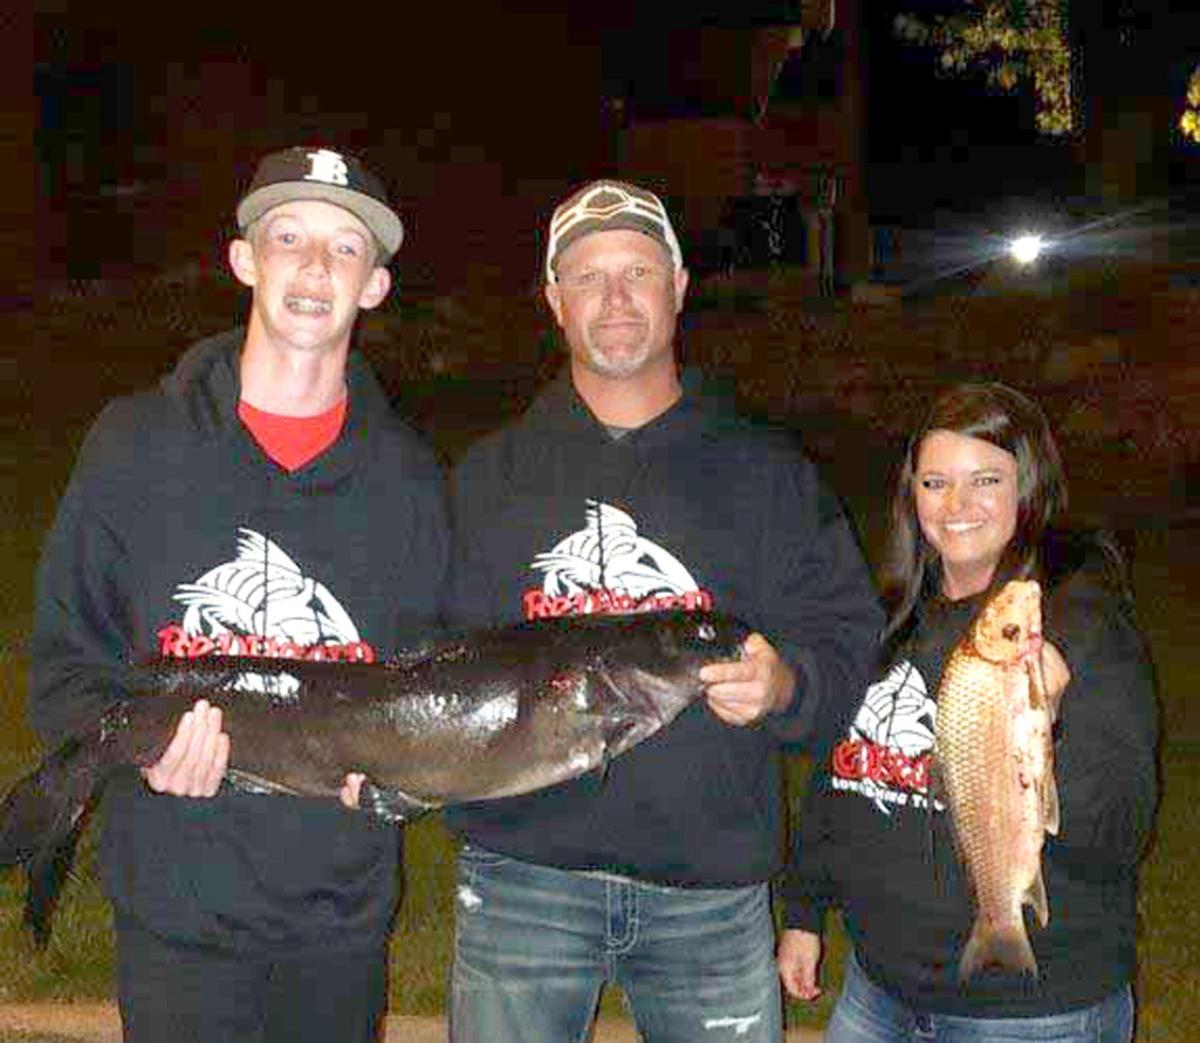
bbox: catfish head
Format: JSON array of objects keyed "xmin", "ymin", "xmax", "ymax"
[{"xmin": 589, "ymin": 610, "xmax": 750, "ymax": 756}]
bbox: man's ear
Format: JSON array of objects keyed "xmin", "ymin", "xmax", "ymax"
[
  {"xmin": 357, "ymin": 266, "xmax": 392, "ymax": 311},
  {"xmin": 228, "ymin": 239, "xmax": 257, "ymax": 289},
  {"xmin": 544, "ymin": 281, "xmax": 565, "ymax": 327},
  {"xmin": 672, "ymin": 266, "xmax": 690, "ymax": 315}
]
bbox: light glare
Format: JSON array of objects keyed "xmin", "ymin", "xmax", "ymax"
[{"xmin": 1009, "ymin": 234, "xmax": 1044, "ymax": 265}]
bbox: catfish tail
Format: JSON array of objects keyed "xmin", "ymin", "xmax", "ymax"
[
  {"xmin": 24, "ymin": 816, "xmax": 90, "ymax": 947},
  {"xmin": 958, "ymin": 917, "xmax": 1038, "ymax": 981},
  {"xmin": 0, "ymin": 724, "xmax": 116, "ymax": 945}
]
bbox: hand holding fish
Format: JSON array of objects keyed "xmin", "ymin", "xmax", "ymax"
[
  {"xmin": 776, "ymin": 928, "xmax": 823, "ymax": 1001},
  {"xmin": 699, "ymin": 632, "xmax": 794, "ymax": 725},
  {"xmin": 141, "ymin": 700, "xmax": 230, "ymax": 798},
  {"xmin": 1039, "ymin": 641, "xmax": 1071, "ymax": 704},
  {"xmin": 340, "ymin": 772, "xmax": 365, "ymax": 810},
  {"xmin": 1011, "ymin": 613, "xmax": 1071, "ymax": 708},
  {"xmin": 1, "ymin": 611, "xmax": 751, "ymax": 944},
  {"xmin": 142, "ymin": 706, "xmax": 369, "ymax": 808}
]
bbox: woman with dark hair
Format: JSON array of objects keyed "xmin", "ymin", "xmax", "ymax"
[{"xmin": 777, "ymin": 383, "xmax": 1159, "ymax": 1042}]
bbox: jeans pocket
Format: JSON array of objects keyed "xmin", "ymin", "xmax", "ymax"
[
  {"xmin": 458, "ymin": 843, "xmax": 510, "ymax": 869},
  {"xmin": 457, "ymin": 845, "xmax": 513, "ymax": 898}
]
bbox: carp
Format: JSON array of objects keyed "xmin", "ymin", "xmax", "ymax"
[
  {"xmin": 1, "ymin": 610, "xmax": 748, "ymax": 942},
  {"xmin": 935, "ymin": 580, "xmax": 1061, "ymax": 981}
]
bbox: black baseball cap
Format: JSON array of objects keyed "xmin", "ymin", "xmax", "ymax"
[{"xmin": 236, "ymin": 147, "xmax": 403, "ymax": 262}]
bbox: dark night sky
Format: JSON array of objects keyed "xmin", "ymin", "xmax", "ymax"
[{"xmin": 33, "ymin": 1, "xmax": 1197, "ymax": 290}]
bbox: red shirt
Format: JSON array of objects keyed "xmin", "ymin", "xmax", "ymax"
[{"xmin": 238, "ymin": 396, "xmax": 348, "ymax": 472}]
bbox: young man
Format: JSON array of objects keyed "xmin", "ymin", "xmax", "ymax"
[
  {"xmin": 444, "ymin": 180, "xmax": 883, "ymax": 1042},
  {"xmin": 29, "ymin": 147, "xmax": 448, "ymax": 1042}
]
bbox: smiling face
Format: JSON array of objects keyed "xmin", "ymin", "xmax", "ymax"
[
  {"xmin": 914, "ymin": 429, "xmax": 1020, "ymax": 599},
  {"xmin": 544, "ymin": 228, "xmax": 688, "ymax": 384},
  {"xmin": 229, "ymin": 199, "xmax": 390, "ymax": 358}
]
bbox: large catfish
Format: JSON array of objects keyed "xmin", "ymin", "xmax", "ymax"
[
  {"xmin": 1, "ymin": 610, "xmax": 748, "ymax": 942},
  {"xmin": 935, "ymin": 580, "xmax": 1061, "ymax": 981}
]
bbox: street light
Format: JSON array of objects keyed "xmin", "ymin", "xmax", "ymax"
[{"xmin": 1009, "ymin": 234, "xmax": 1045, "ymax": 266}]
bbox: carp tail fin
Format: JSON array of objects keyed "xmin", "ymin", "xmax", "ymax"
[{"xmin": 959, "ymin": 918, "xmax": 1039, "ymax": 982}]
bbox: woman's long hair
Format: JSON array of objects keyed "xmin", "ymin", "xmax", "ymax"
[{"xmin": 880, "ymin": 383, "xmax": 1068, "ymax": 650}]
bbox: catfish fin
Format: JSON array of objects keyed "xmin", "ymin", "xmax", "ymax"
[
  {"xmin": 224, "ymin": 769, "xmax": 302, "ymax": 796},
  {"xmin": 24, "ymin": 813, "xmax": 90, "ymax": 948},
  {"xmin": 594, "ymin": 750, "xmax": 611, "ymax": 786},
  {"xmin": 0, "ymin": 732, "xmax": 110, "ymax": 945},
  {"xmin": 387, "ymin": 642, "xmax": 442, "ymax": 670},
  {"xmin": 358, "ymin": 781, "xmax": 437, "ymax": 824}
]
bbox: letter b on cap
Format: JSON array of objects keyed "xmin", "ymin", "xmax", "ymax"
[{"xmin": 304, "ymin": 149, "xmax": 350, "ymax": 187}]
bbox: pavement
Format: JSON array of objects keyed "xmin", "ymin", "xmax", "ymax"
[{"xmin": 0, "ymin": 1003, "xmax": 824, "ymax": 1041}]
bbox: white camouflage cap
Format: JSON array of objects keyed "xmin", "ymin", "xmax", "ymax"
[{"xmin": 545, "ymin": 180, "xmax": 683, "ymax": 283}]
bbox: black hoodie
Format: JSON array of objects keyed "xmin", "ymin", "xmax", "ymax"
[
  {"xmin": 443, "ymin": 369, "xmax": 882, "ymax": 886},
  {"xmin": 29, "ymin": 330, "xmax": 449, "ymax": 955},
  {"xmin": 782, "ymin": 543, "xmax": 1159, "ymax": 1015}
]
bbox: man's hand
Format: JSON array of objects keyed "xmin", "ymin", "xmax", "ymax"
[
  {"xmin": 340, "ymin": 772, "xmax": 366, "ymax": 810},
  {"xmin": 142, "ymin": 700, "xmax": 230, "ymax": 797},
  {"xmin": 699, "ymin": 632, "xmax": 795, "ymax": 726},
  {"xmin": 777, "ymin": 929, "xmax": 823, "ymax": 1001}
]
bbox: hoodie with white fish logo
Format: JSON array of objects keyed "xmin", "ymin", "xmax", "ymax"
[
  {"xmin": 444, "ymin": 368, "xmax": 883, "ymax": 886},
  {"xmin": 29, "ymin": 330, "xmax": 449, "ymax": 954},
  {"xmin": 783, "ymin": 544, "xmax": 1158, "ymax": 1016}
]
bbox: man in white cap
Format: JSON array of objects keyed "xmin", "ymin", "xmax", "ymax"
[
  {"xmin": 29, "ymin": 146, "xmax": 447, "ymax": 1041},
  {"xmin": 443, "ymin": 179, "xmax": 882, "ymax": 1042}
]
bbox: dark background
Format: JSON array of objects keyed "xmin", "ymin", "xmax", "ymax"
[{"xmin": 31, "ymin": 1, "xmax": 1198, "ymax": 293}]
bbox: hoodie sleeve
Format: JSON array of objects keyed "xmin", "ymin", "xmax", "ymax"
[
  {"xmin": 780, "ymin": 768, "xmax": 841, "ymax": 931},
  {"xmin": 1044, "ymin": 569, "xmax": 1159, "ymax": 873},
  {"xmin": 757, "ymin": 452, "xmax": 884, "ymax": 748},
  {"xmin": 28, "ymin": 403, "xmax": 139, "ymax": 747}
]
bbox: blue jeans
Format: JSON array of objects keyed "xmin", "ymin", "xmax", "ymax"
[
  {"xmin": 449, "ymin": 845, "xmax": 782, "ymax": 1042},
  {"xmin": 825, "ymin": 952, "xmax": 1134, "ymax": 1043}
]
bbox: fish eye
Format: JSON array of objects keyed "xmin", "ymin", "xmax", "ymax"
[
  {"xmin": 1001, "ymin": 623, "xmax": 1021, "ymax": 640},
  {"xmin": 697, "ymin": 622, "xmax": 716, "ymax": 642}
]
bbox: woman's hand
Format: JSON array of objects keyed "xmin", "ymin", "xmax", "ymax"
[
  {"xmin": 1041, "ymin": 640, "xmax": 1071, "ymax": 707},
  {"xmin": 777, "ymin": 928, "xmax": 824, "ymax": 1001}
]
